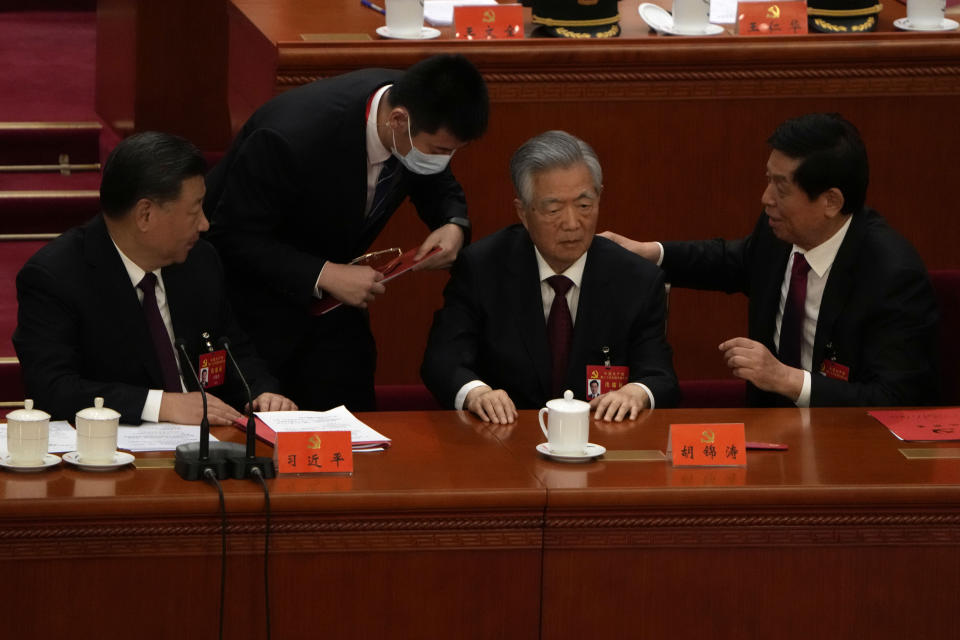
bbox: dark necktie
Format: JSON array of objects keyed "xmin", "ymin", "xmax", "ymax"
[
  {"xmin": 547, "ymin": 275, "xmax": 574, "ymax": 397},
  {"xmin": 137, "ymin": 272, "xmax": 182, "ymax": 392},
  {"xmin": 779, "ymin": 252, "xmax": 811, "ymax": 369},
  {"xmin": 365, "ymin": 155, "xmax": 400, "ymax": 227}
]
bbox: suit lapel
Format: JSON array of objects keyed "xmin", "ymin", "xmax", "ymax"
[
  {"xmin": 812, "ymin": 213, "xmax": 864, "ymax": 369},
  {"xmin": 161, "ymin": 263, "xmax": 199, "ymax": 392},
  {"xmin": 83, "ymin": 216, "xmax": 165, "ymax": 388},
  {"xmin": 567, "ymin": 241, "xmax": 608, "ymax": 388},
  {"xmin": 755, "ymin": 243, "xmax": 791, "ymax": 354},
  {"xmin": 506, "ymin": 230, "xmax": 552, "ymax": 401}
]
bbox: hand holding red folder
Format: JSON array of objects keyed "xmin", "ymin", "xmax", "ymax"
[{"xmin": 311, "ymin": 245, "xmax": 442, "ymax": 316}]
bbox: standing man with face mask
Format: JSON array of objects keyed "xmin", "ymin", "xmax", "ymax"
[{"xmin": 204, "ymin": 55, "xmax": 489, "ymax": 411}]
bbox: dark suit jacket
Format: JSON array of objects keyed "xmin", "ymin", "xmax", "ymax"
[
  {"xmin": 421, "ymin": 225, "xmax": 679, "ymax": 409},
  {"xmin": 204, "ymin": 68, "xmax": 469, "ymax": 369},
  {"xmin": 13, "ymin": 215, "xmax": 279, "ymax": 424},
  {"xmin": 662, "ymin": 208, "xmax": 939, "ymax": 406}
]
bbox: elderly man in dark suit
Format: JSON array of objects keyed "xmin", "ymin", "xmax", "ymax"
[
  {"xmin": 204, "ymin": 54, "xmax": 489, "ymax": 412},
  {"xmin": 14, "ymin": 132, "xmax": 295, "ymax": 424},
  {"xmin": 603, "ymin": 113, "xmax": 939, "ymax": 407},
  {"xmin": 421, "ymin": 130, "xmax": 679, "ymax": 424}
]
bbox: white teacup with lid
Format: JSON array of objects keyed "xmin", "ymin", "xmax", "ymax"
[
  {"xmin": 6, "ymin": 399, "xmax": 51, "ymax": 466},
  {"xmin": 75, "ymin": 397, "xmax": 121, "ymax": 465},
  {"xmin": 538, "ymin": 390, "xmax": 591, "ymax": 455}
]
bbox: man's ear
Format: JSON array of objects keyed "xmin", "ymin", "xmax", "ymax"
[
  {"xmin": 387, "ymin": 106, "xmax": 409, "ymax": 132},
  {"xmin": 822, "ymin": 187, "xmax": 845, "ymax": 218},
  {"xmin": 133, "ymin": 198, "xmax": 153, "ymax": 232},
  {"xmin": 514, "ymin": 198, "xmax": 529, "ymax": 229}
]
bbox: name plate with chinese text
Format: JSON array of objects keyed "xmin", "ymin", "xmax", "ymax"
[
  {"xmin": 276, "ymin": 430, "xmax": 353, "ymax": 474},
  {"xmin": 668, "ymin": 423, "xmax": 747, "ymax": 467},
  {"xmin": 737, "ymin": 1, "xmax": 808, "ymax": 35},
  {"xmin": 454, "ymin": 4, "xmax": 524, "ymax": 39}
]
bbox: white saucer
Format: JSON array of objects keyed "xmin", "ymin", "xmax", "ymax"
[
  {"xmin": 893, "ymin": 17, "xmax": 959, "ymax": 31},
  {"xmin": 638, "ymin": 3, "xmax": 724, "ymax": 36},
  {"xmin": 0, "ymin": 453, "xmax": 61, "ymax": 472},
  {"xmin": 376, "ymin": 25, "xmax": 442, "ymax": 40},
  {"xmin": 62, "ymin": 450, "xmax": 135, "ymax": 471},
  {"xmin": 536, "ymin": 442, "xmax": 606, "ymax": 463}
]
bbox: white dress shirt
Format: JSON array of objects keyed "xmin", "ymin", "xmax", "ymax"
[
  {"xmin": 774, "ymin": 215, "xmax": 851, "ymax": 406},
  {"xmin": 455, "ymin": 248, "xmax": 655, "ymax": 410},
  {"xmin": 113, "ymin": 241, "xmax": 186, "ymax": 422}
]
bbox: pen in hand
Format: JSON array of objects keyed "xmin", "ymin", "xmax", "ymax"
[{"xmin": 361, "ymin": 0, "xmax": 386, "ymax": 15}]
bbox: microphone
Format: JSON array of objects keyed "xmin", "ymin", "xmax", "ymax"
[
  {"xmin": 217, "ymin": 337, "xmax": 276, "ymax": 479},
  {"xmin": 173, "ymin": 337, "xmax": 244, "ymax": 480}
]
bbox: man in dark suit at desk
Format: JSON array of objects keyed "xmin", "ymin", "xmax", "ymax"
[
  {"xmin": 603, "ymin": 113, "xmax": 938, "ymax": 407},
  {"xmin": 204, "ymin": 54, "xmax": 489, "ymax": 411},
  {"xmin": 14, "ymin": 132, "xmax": 295, "ymax": 424},
  {"xmin": 421, "ymin": 131, "xmax": 679, "ymax": 424}
]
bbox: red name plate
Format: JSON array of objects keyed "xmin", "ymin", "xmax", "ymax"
[
  {"xmin": 276, "ymin": 431, "xmax": 353, "ymax": 474},
  {"xmin": 454, "ymin": 4, "xmax": 524, "ymax": 39},
  {"xmin": 669, "ymin": 423, "xmax": 747, "ymax": 467},
  {"xmin": 737, "ymin": 1, "xmax": 808, "ymax": 35}
]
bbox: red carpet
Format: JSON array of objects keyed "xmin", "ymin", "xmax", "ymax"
[{"xmin": 0, "ymin": 11, "xmax": 96, "ymax": 122}]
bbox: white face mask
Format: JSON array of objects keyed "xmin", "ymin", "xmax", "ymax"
[{"xmin": 391, "ymin": 118, "xmax": 453, "ymax": 175}]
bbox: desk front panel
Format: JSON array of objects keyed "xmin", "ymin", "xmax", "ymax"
[
  {"xmin": 494, "ymin": 407, "xmax": 960, "ymax": 639},
  {"xmin": 0, "ymin": 412, "xmax": 545, "ymax": 639}
]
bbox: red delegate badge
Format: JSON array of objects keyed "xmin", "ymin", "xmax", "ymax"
[
  {"xmin": 586, "ymin": 365, "xmax": 629, "ymax": 399},
  {"xmin": 198, "ymin": 350, "xmax": 226, "ymax": 388}
]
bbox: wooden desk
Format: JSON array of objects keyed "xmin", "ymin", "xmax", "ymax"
[
  {"xmin": 494, "ymin": 407, "xmax": 960, "ymax": 639},
  {"xmin": 225, "ymin": 0, "xmax": 960, "ymax": 387},
  {"xmin": 0, "ymin": 413, "xmax": 545, "ymax": 639},
  {"xmin": 2, "ymin": 408, "xmax": 959, "ymax": 638}
]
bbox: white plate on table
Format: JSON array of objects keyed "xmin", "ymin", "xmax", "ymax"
[
  {"xmin": 376, "ymin": 25, "xmax": 442, "ymax": 40},
  {"xmin": 536, "ymin": 442, "xmax": 606, "ymax": 463},
  {"xmin": 62, "ymin": 450, "xmax": 135, "ymax": 471},
  {"xmin": 893, "ymin": 17, "xmax": 959, "ymax": 31},
  {"xmin": 638, "ymin": 3, "xmax": 725, "ymax": 35},
  {"xmin": 0, "ymin": 453, "xmax": 61, "ymax": 472}
]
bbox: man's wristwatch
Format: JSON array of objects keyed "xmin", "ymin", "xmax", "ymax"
[{"xmin": 445, "ymin": 216, "xmax": 471, "ymax": 244}]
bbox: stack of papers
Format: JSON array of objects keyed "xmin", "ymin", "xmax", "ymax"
[
  {"xmin": 424, "ymin": 0, "xmax": 498, "ymax": 27},
  {"xmin": 251, "ymin": 406, "xmax": 391, "ymax": 451},
  {"xmin": 0, "ymin": 421, "xmax": 214, "ymax": 454}
]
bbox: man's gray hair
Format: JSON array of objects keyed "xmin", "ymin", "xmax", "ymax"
[{"xmin": 510, "ymin": 130, "xmax": 603, "ymax": 206}]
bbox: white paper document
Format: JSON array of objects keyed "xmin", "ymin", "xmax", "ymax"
[
  {"xmin": 424, "ymin": 0, "xmax": 498, "ymax": 26},
  {"xmin": 711, "ymin": 0, "xmax": 745, "ymax": 25},
  {"xmin": 117, "ymin": 423, "xmax": 219, "ymax": 452},
  {"xmin": 0, "ymin": 420, "xmax": 77, "ymax": 455},
  {"xmin": 254, "ymin": 406, "xmax": 391, "ymax": 450}
]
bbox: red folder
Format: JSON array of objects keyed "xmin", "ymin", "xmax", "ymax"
[{"xmin": 310, "ymin": 245, "xmax": 441, "ymax": 316}]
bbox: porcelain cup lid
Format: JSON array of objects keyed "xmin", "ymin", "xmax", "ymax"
[
  {"xmin": 545, "ymin": 390, "xmax": 590, "ymax": 412},
  {"xmin": 5, "ymin": 399, "xmax": 51, "ymax": 422},
  {"xmin": 75, "ymin": 397, "xmax": 121, "ymax": 421}
]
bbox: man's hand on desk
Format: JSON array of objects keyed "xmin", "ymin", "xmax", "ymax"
[
  {"xmin": 589, "ymin": 384, "xmax": 649, "ymax": 422},
  {"xmin": 159, "ymin": 391, "xmax": 243, "ymax": 426},
  {"xmin": 464, "ymin": 385, "xmax": 518, "ymax": 424},
  {"xmin": 316, "ymin": 262, "xmax": 386, "ymax": 308},
  {"xmin": 598, "ymin": 231, "xmax": 661, "ymax": 263},
  {"xmin": 250, "ymin": 392, "xmax": 298, "ymax": 413},
  {"xmin": 412, "ymin": 223, "xmax": 464, "ymax": 271},
  {"xmin": 719, "ymin": 337, "xmax": 804, "ymax": 402}
]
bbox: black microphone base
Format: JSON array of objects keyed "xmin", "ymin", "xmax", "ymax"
[
  {"xmin": 175, "ymin": 441, "xmax": 247, "ymax": 481},
  {"xmin": 228, "ymin": 456, "xmax": 277, "ymax": 480}
]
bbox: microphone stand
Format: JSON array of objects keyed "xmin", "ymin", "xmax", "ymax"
[
  {"xmin": 174, "ymin": 339, "xmax": 245, "ymax": 480},
  {"xmin": 218, "ymin": 337, "xmax": 276, "ymax": 479}
]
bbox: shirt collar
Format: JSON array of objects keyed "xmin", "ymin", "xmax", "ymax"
[
  {"xmin": 366, "ymin": 84, "xmax": 393, "ymax": 167},
  {"xmin": 794, "ymin": 215, "xmax": 852, "ymax": 278},
  {"xmin": 534, "ymin": 246, "xmax": 588, "ymax": 289},
  {"xmin": 111, "ymin": 238, "xmax": 164, "ymax": 293}
]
